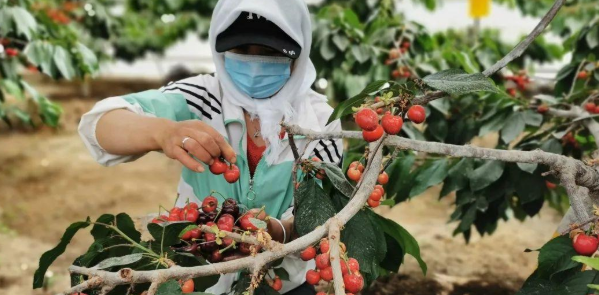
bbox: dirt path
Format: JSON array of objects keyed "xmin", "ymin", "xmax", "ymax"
[{"xmin": 0, "ymin": 94, "xmax": 561, "ymax": 294}]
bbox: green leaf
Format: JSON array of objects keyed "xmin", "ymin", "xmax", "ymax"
[
  {"xmin": 351, "ymin": 44, "xmax": 370, "ymax": 64},
  {"xmin": 540, "ymin": 139, "xmax": 563, "ymax": 154},
  {"xmin": 320, "ymin": 37, "xmax": 336, "ymax": 61},
  {"xmin": 9, "ymin": 7, "xmax": 37, "ymax": 40},
  {"xmin": 517, "ymin": 163, "xmax": 538, "ymax": 174},
  {"xmin": 53, "ymin": 46, "xmax": 76, "ymax": 80},
  {"xmin": 501, "ymin": 112, "xmax": 525, "ymax": 143},
  {"xmin": 454, "ymin": 51, "xmax": 480, "ymax": 74},
  {"xmin": 479, "ymin": 112, "xmax": 509, "ymax": 137},
  {"xmin": 522, "ymin": 110, "xmax": 543, "ymax": 127},
  {"xmin": 273, "ymin": 267, "xmax": 290, "ymax": 281},
  {"xmin": 1, "ymin": 79, "xmax": 23, "ymax": 100},
  {"xmin": 0, "ymin": 9, "xmax": 13, "ymax": 36},
  {"xmin": 517, "ymin": 269, "xmax": 596, "ymax": 295},
  {"xmin": 374, "ymin": 215, "xmax": 427, "ymax": 275},
  {"xmin": 156, "ymin": 280, "xmax": 182, "ymax": 295},
  {"xmin": 469, "ymin": 161, "xmax": 505, "ymax": 191},
  {"xmin": 386, "ymin": 154, "xmax": 416, "ymax": 203},
  {"xmin": 327, "ymin": 80, "xmax": 387, "ymax": 124},
  {"xmin": 422, "ymin": 69, "xmax": 499, "ymax": 96},
  {"xmin": 572, "ymin": 256, "xmax": 599, "ymax": 270},
  {"xmin": 586, "ymin": 26, "xmax": 599, "ymax": 49},
  {"xmin": 93, "ymin": 253, "xmax": 143, "ymax": 270},
  {"xmin": 320, "ymin": 162, "xmax": 354, "ymax": 197},
  {"xmin": 249, "ymin": 218, "xmax": 267, "ymax": 230},
  {"xmin": 440, "ymin": 158, "xmax": 474, "ymax": 197},
  {"xmin": 409, "ymin": 159, "xmax": 449, "ymax": 197},
  {"xmin": 33, "ymin": 218, "xmax": 91, "ymax": 288},
  {"xmin": 343, "ymin": 9, "xmax": 362, "ymax": 29},
  {"xmin": 332, "ymin": 34, "xmax": 350, "ymax": 51},
  {"xmin": 148, "ymin": 221, "xmax": 193, "ymax": 247},
  {"xmin": 24, "ymin": 41, "xmax": 55, "ymax": 77},
  {"xmin": 537, "ymin": 235, "xmax": 582, "ymax": 279},
  {"xmin": 294, "ymin": 179, "xmax": 336, "ymax": 236},
  {"xmin": 76, "ymin": 42, "xmax": 99, "ymax": 74}
]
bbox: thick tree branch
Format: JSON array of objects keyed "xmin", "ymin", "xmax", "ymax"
[{"xmin": 328, "ymin": 219, "xmax": 345, "ymax": 295}]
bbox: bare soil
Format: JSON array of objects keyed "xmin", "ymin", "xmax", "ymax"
[{"xmin": 0, "ymin": 77, "xmax": 563, "ymax": 295}]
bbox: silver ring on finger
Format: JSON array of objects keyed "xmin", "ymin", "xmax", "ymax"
[{"xmin": 181, "ymin": 137, "xmax": 192, "ymax": 150}]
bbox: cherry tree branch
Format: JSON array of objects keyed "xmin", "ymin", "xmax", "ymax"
[{"xmin": 328, "ymin": 219, "xmax": 345, "ymax": 295}]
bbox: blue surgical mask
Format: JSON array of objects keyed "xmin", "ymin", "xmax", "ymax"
[{"xmin": 224, "ymin": 52, "xmax": 292, "ymax": 99}]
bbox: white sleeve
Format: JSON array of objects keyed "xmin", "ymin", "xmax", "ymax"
[{"xmin": 77, "ymin": 96, "xmax": 149, "ymax": 167}]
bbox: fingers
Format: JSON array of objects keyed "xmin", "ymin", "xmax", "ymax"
[
  {"xmin": 182, "ymin": 135, "xmax": 214, "ymax": 165},
  {"xmin": 187, "ymin": 129, "xmax": 220, "ymax": 160},
  {"xmin": 173, "ymin": 146, "xmax": 205, "ymax": 172},
  {"xmin": 200, "ymin": 125, "xmax": 237, "ymax": 164}
]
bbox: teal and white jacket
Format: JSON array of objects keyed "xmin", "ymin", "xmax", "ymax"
[{"xmin": 78, "ymin": 73, "xmax": 343, "ymax": 294}]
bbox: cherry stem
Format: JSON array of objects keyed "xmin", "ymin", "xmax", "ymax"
[
  {"xmin": 210, "ymin": 190, "xmax": 228, "ymax": 202},
  {"xmin": 218, "ymin": 241, "xmax": 236, "ymax": 254}
]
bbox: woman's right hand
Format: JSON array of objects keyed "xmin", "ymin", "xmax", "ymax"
[{"xmin": 155, "ymin": 120, "xmax": 237, "ymax": 172}]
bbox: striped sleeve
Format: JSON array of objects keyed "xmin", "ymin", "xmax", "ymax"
[
  {"xmin": 160, "ymin": 76, "xmax": 222, "ymax": 121},
  {"xmin": 308, "ymin": 120, "xmax": 343, "ymax": 166}
]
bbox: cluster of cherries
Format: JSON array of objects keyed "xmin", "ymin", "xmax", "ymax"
[
  {"xmin": 152, "ymin": 195, "xmax": 267, "ymax": 284},
  {"xmin": 355, "ymin": 102, "xmax": 426, "ymax": 142},
  {"xmin": 0, "ymin": 38, "xmax": 19, "ymax": 57},
  {"xmin": 301, "ymin": 238, "xmax": 364, "ymax": 295},
  {"xmin": 386, "ymin": 42, "xmax": 412, "ymax": 79},
  {"xmin": 346, "ymin": 161, "xmax": 388, "ymax": 208},
  {"xmin": 585, "ymin": 102, "xmax": 599, "ymax": 114},
  {"xmin": 504, "ymin": 71, "xmax": 531, "ymax": 97},
  {"xmin": 209, "ymin": 158, "xmax": 240, "ymax": 183}
]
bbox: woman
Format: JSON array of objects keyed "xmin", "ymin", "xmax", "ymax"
[{"xmin": 78, "ymin": 0, "xmax": 343, "ymax": 294}]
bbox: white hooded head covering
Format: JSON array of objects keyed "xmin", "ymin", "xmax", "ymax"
[{"xmin": 209, "ymin": 0, "xmax": 317, "ymax": 165}]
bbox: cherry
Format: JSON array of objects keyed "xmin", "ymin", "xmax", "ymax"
[
  {"xmin": 347, "ymin": 168, "xmax": 362, "ymax": 182},
  {"xmin": 362, "ymin": 124, "xmax": 384, "ymax": 142},
  {"xmin": 392, "ymin": 69, "xmax": 401, "ymax": 79},
  {"xmin": 239, "ymin": 213, "xmax": 259, "ymax": 231},
  {"xmin": 578, "ymin": 71, "xmax": 589, "ymax": 80},
  {"xmin": 312, "ymin": 157, "xmax": 322, "ymax": 162},
  {"xmin": 348, "ymin": 258, "xmax": 360, "ymax": 272},
  {"xmin": 537, "ymin": 105, "xmax": 549, "ymax": 114},
  {"xmin": 222, "ymin": 237, "xmax": 234, "ymax": 247},
  {"xmin": 340, "ymin": 260, "xmax": 349, "ymax": 275},
  {"xmin": 152, "ymin": 215, "xmax": 168, "ymax": 224},
  {"xmin": 320, "ymin": 238, "xmax": 330, "ymax": 253},
  {"xmin": 315, "ymin": 169, "xmax": 326, "ymax": 180},
  {"xmin": 315, "ymin": 253, "xmax": 330, "ymax": 269},
  {"xmin": 355, "ymin": 108, "xmax": 379, "ymax": 131},
  {"xmin": 202, "ymin": 196, "xmax": 218, "ymax": 213},
  {"xmin": 239, "ymin": 242, "xmax": 252, "ymax": 255},
  {"xmin": 224, "ymin": 165, "xmax": 240, "ymax": 183},
  {"xmin": 217, "ymin": 214, "xmax": 235, "ymax": 232},
  {"xmin": 407, "ymin": 105, "xmax": 426, "ymax": 124},
  {"xmin": 167, "ymin": 215, "xmax": 180, "ymax": 222},
  {"xmin": 209, "ymin": 249, "xmax": 223, "ymax": 262},
  {"xmin": 381, "ymin": 112, "xmax": 403, "ymax": 135},
  {"xmin": 586, "ymin": 103, "xmax": 596, "ymax": 113},
  {"xmin": 190, "ymin": 228, "xmax": 202, "ymax": 240},
  {"xmin": 182, "ymin": 209, "xmax": 199, "ymax": 223},
  {"xmin": 222, "ymin": 198, "xmax": 239, "ymax": 218},
  {"xmin": 573, "ymin": 233, "xmax": 599, "ymax": 256},
  {"xmin": 320, "ymin": 267, "xmax": 333, "ymax": 282},
  {"xmin": 270, "ymin": 277, "xmax": 283, "ymax": 291},
  {"xmin": 185, "ymin": 202, "xmax": 199, "ymax": 210},
  {"xmin": 545, "ymin": 181, "xmax": 557, "ymax": 190},
  {"xmin": 402, "ymin": 41, "xmax": 411, "ymax": 49},
  {"xmin": 305, "ymin": 269, "xmax": 320, "ymax": 285},
  {"xmin": 594, "ymin": 106, "xmax": 599, "ymax": 114},
  {"xmin": 210, "ymin": 158, "xmax": 228, "ymax": 175},
  {"xmin": 389, "ymin": 48, "xmax": 400, "ymax": 59},
  {"xmin": 367, "ymin": 198, "xmax": 380, "ymax": 208},
  {"xmin": 5, "ymin": 48, "xmax": 18, "ymax": 57},
  {"xmin": 349, "ymin": 161, "xmax": 364, "ymax": 172},
  {"xmin": 301, "ymin": 246, "xmax": 317, "ymax": 261},
  {"xmin": 378, "ymin": 172, "xmax": 389, "ymax": 185},
  {"xmin": 181, "ymin": 230, "xmax": 192, "ymax": 241},
  {"xmin": 343, "ymin": 273, "xmax": 364, "ymax": 294},
  {"xmin": 181, "ymin": 279, "xmax": 194, "ymax": 294},
  {"xmin": 170, "ymin": 207, "xmax": 182, "ymax": 217},
  {"xmin": 507, "ymin": 88, "xmax": 517, "ymax": 97},
  {"xmin": 369, "ymin": 190, "xmax": 382, "ymax": 202}
]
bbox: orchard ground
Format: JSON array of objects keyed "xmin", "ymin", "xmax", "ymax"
[{"xmin": 0, "ymin": 76, "xmax": 563, "ymax": 295}]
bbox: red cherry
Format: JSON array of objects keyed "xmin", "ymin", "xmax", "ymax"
[
  {"xmin": 537, "ymin": 105, "xmax": 549, "ymax": 114},
  {"xmin": 343, "ymin": 274, "xmax": 364, "ymax": 293},
  {"xmin": 347, "ymin": 168, "xmax": 362, "ymax": 182},
  {"xmin": 348, "ymin": 258, "xmax": 360, "ymax": 272},
  {"xmin": 374, "ymin": 185, "xmax": 385, "ymax": 195},
  {"xmin": 577, "ymin": 71, "xmax": 589, "ymax": 80},
  {"xmin": 170, "ymin": 207, "xmax": 182, "ymax": 217},
  {"xmin": 594, "ymin": 106, "xmax": 599, "ymax": 114},
  {"xmin": 355, "ymin": 108, "xmax": 379, "ymax": 131},
  {"xmin": 5, "ymin": 48, "xmax": 18, "ymax": 57},
  {"xmin": 152, "ymin": 215, "xmax": 168, "ymax": 224},
  {"xmin": 181, "ymin": 230, "xmax": 192, "ymax": 241},
  {"xmin": 367, "ymin": 198, "xmax": 380, "ymax": 208},
  {"xmin": 181, "ymin": 209, "xmax": 199, "ymax": 223},
  {"xmin": 181, "ymin": 279, "xmax": 194, "ymax": 294},
  {"xmin": 167, "ymin": 215, "xmax": 180, "ymax": 222},
  {"xmin": 389, "ymin": 48, "xmax": 400, "ymax": 59},
  {"xmin": 270, "ymin": 277, "xmax": 282, "ymax": 291},
  {"xmin": 312, "ymin": 157, "xmax": 322, "ymax": 162},
  {"xmin": 217, "ymin": 214, "xmax": 235, "ymax": 232},
  {"xmin": 305, "ymin": 269, "xmax": 320, "ymax": 285},
  {"xmin": 402, "ymin": 41, "xmax": 411, "ymax": 49},
  {"xmin": 369, "ymin": 190, "xmax": 382, "ymax": 202},
  {"xmin": 378, "ymin": 172, "xmax": 389, "ymax": 185},
  {"xmin": 209, "ymin": 158, "xmax": 228, "ymax": 175},
  {"xmin": 407, "ymin": 105, "xmax": 426, "ymax": 124},
  {"xmin": 209, "ymin": 250, "xmax": 223, "ymax": 262},
  {"xmin": 239, "ymin": 242, "xmax": 252, "ymax": 254},
  {"xmin": 190, "ymin": 228, "xmax": 201, "ymax": 239},
  {"xmin": 202, "ymin": 196, "xmax": 218, "ymax": 213},
  {"xmin": 585, "ymin": 103, "xmax": 596, "ymax": 113},
  {"xmin": 381, "ymin": 112, "xmax": 403, "ymax": 135},
  {"xmin": 340, "ymin": 260, "xmax": 349, "ymax": 275},
  {"xmin": 507, "ymin": 88, "xmax": 517, "ymax": 97},
  {"xmin": 185, "ymin": 202, "xmax": 199, "ymax": 210},
  {"xmin": 545, "ymin": 181, "xmax": 557, "ymax": 190},
  {"xmin": 362, "ymin": 124, "xmax": 384, "ymax": 142},
  {"xmin": 224, "ymin": 165, "xmax": 240, "ymax": 183},
  {"xmin": 573, "ymin": 234, "xmax": 599, "ymax": 256},
  {"xmin": 315, "ymin": 253, "xmax": 330, "ymax": 269},
  {"xmin": 349, "ymin": 161, "xmax": 364, "ymax": 172},
  {"xmin": 392, "ymin": 70, "xmax": 401, "ymax": 79},
  {"xmin": 320, "ymin": 267, "xmax": 333, "ymax": 282},
  {"xmin": 301, "ymin": 246, "xmax": 317, "ymax": 261},
  {"xmin": 320, "ymin": 238, "xmax": 330, "ymax": 253},
  {"xmin": 239, "ymin": 213, "xmax": 259, "ymax": 231}
]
